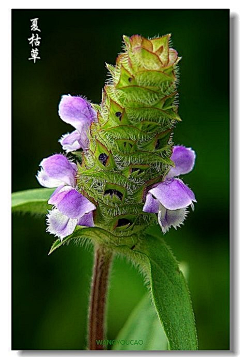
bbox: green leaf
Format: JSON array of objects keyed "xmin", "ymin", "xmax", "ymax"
[
  {"xmin": 48, "ymin": 238, "xmax": 63, "ymax": 255},
  {"xmin": 12, "ymin": 188, "xmax": 54, "ymax": 215},
  {"xmin": 112, "ymin": 233, "xmax": 197, "ymax": 350},
  {"xmin": 48, "ymin": 227, "xmax": 89, "ymax": 255},
  {"xmin": 136, "ymin": 234, "xmax": 198, "ymax": 350},
  {"xmin": 112, "ymin": 293, "xmax": 168, "ymax": 350},
  {"xmin": 48, "ymin": 226, "xmax": 141, "ymax": 255}
]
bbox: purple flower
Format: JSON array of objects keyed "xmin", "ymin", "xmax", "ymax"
[
  {"xmin": 37, "ymin": 154, "xmax": 77, "ymax": 188},
  {"xmin": 37, "ymin": 154, "xmax": 96, "ymax": 240},
  {"xmin": 143, "ymin": 146, "xmax": 196, "ymax": 233},
  {"xmin": 47, "ymin": 186, "xmax": 95, "ymax": 240},
  {"xmin": 58, "ymin": 95, "xmax": 97, "ymax": 152}
]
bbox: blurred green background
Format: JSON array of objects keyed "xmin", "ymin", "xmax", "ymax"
[{"xmin": 12, "ymin": 9, "xmax": 229, "ymax": 350}]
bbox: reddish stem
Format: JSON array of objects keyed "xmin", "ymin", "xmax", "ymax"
[{"xmin": 88, "ymin": 244, "xmax": 113, "ymax": 350}]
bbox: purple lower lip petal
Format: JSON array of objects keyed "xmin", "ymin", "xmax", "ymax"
[
  {"xmin": 149, "ymin": 178, "xmax": 196, "ymax": 210},
  {"xmin": 166, "ymin": 146, "xmax": 196, "ymax": 179},
  {"xmin": 46, "ymin": 188, "xmax": 96, "ymax": 239},
  {"xmin": 47, "ymin": 208, "xmax": 78, "ymax": 240},
  {"xmin": 158, "ymin": 204, "xmax": 188, "ymax": 234}
]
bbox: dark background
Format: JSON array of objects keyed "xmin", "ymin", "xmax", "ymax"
[{"xmin": 12, "ymin": 9, "xmax": 229, "ymax": 350}]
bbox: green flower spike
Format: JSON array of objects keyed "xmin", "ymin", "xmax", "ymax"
[{"xmin": 77, "ymin": 34, "xmax": 181, "ymax": 244}]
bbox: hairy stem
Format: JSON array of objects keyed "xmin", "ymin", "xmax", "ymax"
[{"xmin": 88, "ymin": 244, "xmax": 113, "ymax": 350}]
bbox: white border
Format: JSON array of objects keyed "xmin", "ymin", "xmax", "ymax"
[{"xmin": 3, "ymin": 2, "xmax": 239, "ymax": 357}]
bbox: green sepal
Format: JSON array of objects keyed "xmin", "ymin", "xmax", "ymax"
[
  {"xmin": 116, "ymin": 53, "xmax": 133, "ymax": 74},
  {"xmin": 115, "ymin": 65, "xmax": 137, "ymax": 88},
  {"xmin": 125, "ymin": 106, "xmax": 181, "ymax": 126},
  {"xmin": 129, "ymin": 163, "xmax": 150, "ymax": 175},
  {"xmin": 128, "ymin": 34, "xmax": 153, "ymax": 52},
  {"xmin": 140, "ymin": 130, "xmax": 172, "ymax": 151},
  {"xmin": 104, "ymin": 182, "xmax": 127, "ymax": 202},
  {"xmin": 94, "ymin": 111, "xmax": 105, "ymax": 127},
  {"xmin": 129, "ymin": 41, "xmax": 163, "ymax": 71},
  {"xmin": 104, "ymin": 84, "xmax": 122, "ymax": 105},
  {"xmin": 70, "ymin": 150, "xmax": 83, "ymax": 163},
  {"xmin": 117, "ymin": 85, "xmax": 162, "ymax": 106},
  {"xmin": 134, "ymin": 69, "xmax": 175, "ymax": 88},
  {"xmin": 101, "ymin": 98, "xmax": 130, "ymax": 128},
  {"xmin": 112, "ymin": 214, "xmax": 136, "ymax": 231},
  {"xmin": 91, "ymin": 103, "xmax": 101, "ymax": 112},
  {"xmin": 89, "ymin": 139, "xmax": 116, "ymax": 170},
  {"xmin": 100, "ymin": 124, "xmax": 143, "ymax": 142},
  {"xmin": 133, "ymin": 47, "xmax": 163, "ymax": 70},
  {"xmin": 150, "ymin": 34, "xmax": 170, "ymax": 65},
  {"xmin": 113, "ymin": 150, "xmax": 174, "ymax": 166},
  {"xmin": 78, "ymin": 168, "xmax": 131, "ymax": 190},
  {"xmin": 105, "ymin": 63, "xmax": 117, "ymax": 79},
  {"xmin": 115, "ymin": 139, "xmax": 137, "ymax": 154},
  {"xmin": 161, "ymin": 92, "xmax": 177, "ymax": 110}
]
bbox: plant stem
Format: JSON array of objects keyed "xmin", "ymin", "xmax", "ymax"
[{"xmin": 88, "ymin": 244, "xmax": 113, "ymax": 350}]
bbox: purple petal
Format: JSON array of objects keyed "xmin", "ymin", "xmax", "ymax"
[
  {"xmin": 59, "ymin": 131, "xmax": 82, "ymax": 152},
  {"xmin": 149, "ymin": 178, "xmax": 196, "ymax": 210},
  {"xmin": 158, "ymin": 204, "xmax": 187, "ymax": 234},
  {"xmin": 48, "ymin": 185, "xmax": 72, "ymax": 206},
  {"xmin": 56, "ymin": 188, "xmax": 96, "ymax": 219},
  {"xmin": 78, "ymin": 211, "xmax": 94, "ymax": 227},
  {"xmin": 37, "ymin": 169, "xmax": 65, "ymax": 188},
  {"xmin": 167, "ymin": 146, "xmax": 196, "ymax": 178},
  {"xmin": 37, "ymin": 154, "xmax": 77, "ymax": 188},
  {"xmin": 59, "ymin": 128, "xmax": 90, "ymax": 152},
  {"xmin": 58, "ymin": 95, "xmax": 96, "ymax": 132},
  {"xmin": 143, "ymin": 192, "xmax": 160, "ymax": 213},
  {"xmin": 47, "ymin": 208, "xmax": 78, "ymax": 240}
]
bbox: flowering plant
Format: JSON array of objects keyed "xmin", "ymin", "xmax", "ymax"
[{"xmin": 12, "ymin": 34, "xmax": 198, "ymax": 350}]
